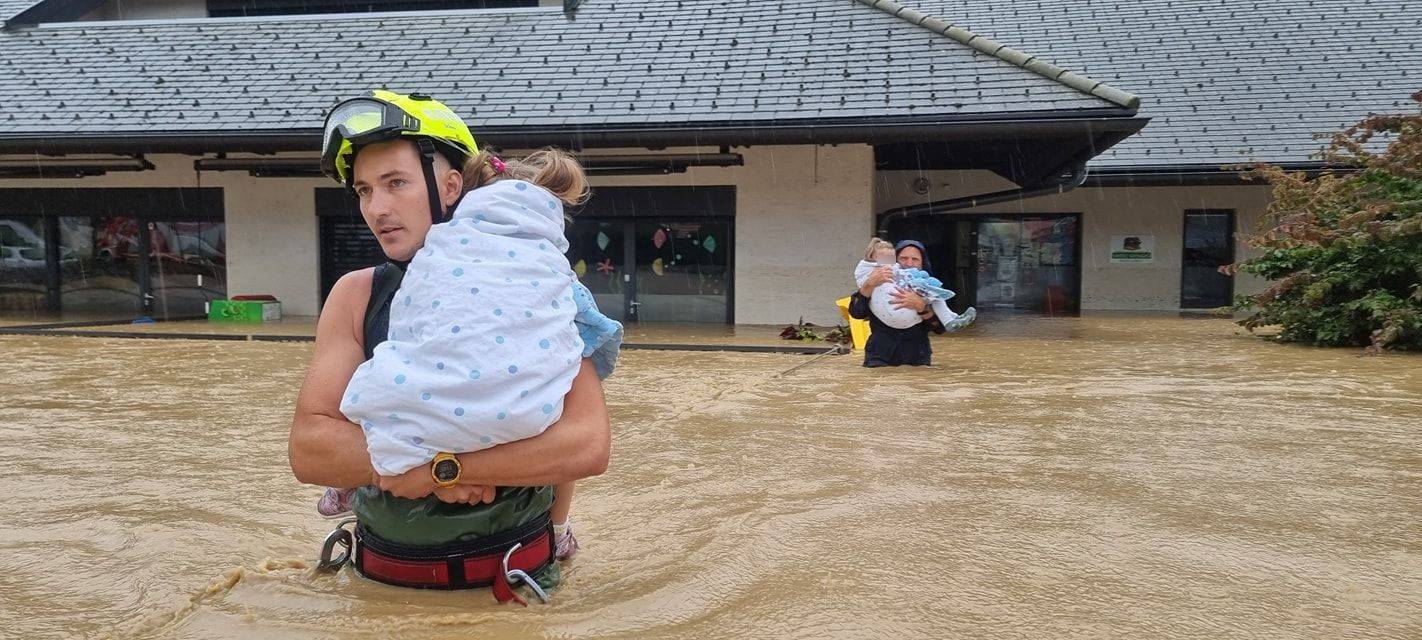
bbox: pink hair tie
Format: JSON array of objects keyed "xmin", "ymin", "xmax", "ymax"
[{"xmin": 489, "ymin": 156, "xmax": 507, "ymax": 174}]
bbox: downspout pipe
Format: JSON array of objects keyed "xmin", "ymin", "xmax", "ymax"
[{"xmin": 877, "ymin": 160, "xmax": 1089, "ymax": 229}]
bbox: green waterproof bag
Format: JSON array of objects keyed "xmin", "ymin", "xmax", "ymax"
[{"xmin": 353, "ymin": 485, "xmax": 560, "ymax": 589}]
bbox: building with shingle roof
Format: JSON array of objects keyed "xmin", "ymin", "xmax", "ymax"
[{"xmin": 0, "ymin": 0, "xmax": 1416, "ymax": 324}]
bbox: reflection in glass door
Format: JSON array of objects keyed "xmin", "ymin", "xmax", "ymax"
[
  {"xmin": 149, "ymin": 220, "xmax": 227, "ymax": 316},
  {"xmin": 974, "ymin": 216, "xmax": 1079, "ymax": 314},
  {"xmin": 0, "ymin": 188, "xmax": 223, "ymax": 319},
  {"xmin": 59, "ymin": 215, "xmax": 144, "ymax": 315},
  {"xmin": 0, "ymin": 217, "xmax": 47, "ymax": 313}
]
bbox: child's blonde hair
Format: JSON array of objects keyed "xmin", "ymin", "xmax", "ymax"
[
  {"xmin": 865, "ymin": 237, "xmax": 895, "ymax": 261},
  {"xmin": 461, "ymin": 147, "xmax": 590, "ymax": 206}
]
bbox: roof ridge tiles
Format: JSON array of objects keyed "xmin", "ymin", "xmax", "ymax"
[{"xmin": 853, "ymin": 0, "xmax": 1140, "ymax": 111}]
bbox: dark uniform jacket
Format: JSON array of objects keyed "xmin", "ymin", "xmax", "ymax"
[{"xmin": 847, "ymin": 291, "xmax": 944, "ymax": 367}]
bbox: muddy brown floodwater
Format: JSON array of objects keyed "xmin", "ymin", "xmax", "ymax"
[{"xmin": 0, "ymin": 314, "xmax": 1418, "ymax": 639}]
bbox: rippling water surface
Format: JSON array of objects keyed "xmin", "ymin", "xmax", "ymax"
[{"xmin": 0, "ymin": 315, "xmax": 1418, "ymax": 639}]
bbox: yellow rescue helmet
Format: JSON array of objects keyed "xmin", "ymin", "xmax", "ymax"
[{"xmin": 320, "ymin": 89, "xmax": 478, "ymax": 185}]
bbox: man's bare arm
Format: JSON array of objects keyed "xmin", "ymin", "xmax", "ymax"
[{"xmin": 288, "ymin": 269, "xmax": 379, "ymax": 489}]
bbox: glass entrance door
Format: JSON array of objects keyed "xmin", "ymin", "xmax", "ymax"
[
  {"xmin": 149, "ymin": 220, "xmax": 227, "ymax": 316},
  {"xmin": 974, "ymin": 216, "xmax": 1080, "ymax": 314},
  {"xmin": 1181, "ymin": 210, "xmax": 1235, "ymax": 308},
  {"xmin": 565, "ymin": 186, "xmax": 734, "ymax": 324},
  {"xmin": 565, "ymin": 217, "xmax": 732, "ymax": 323},
  {"xmin": 0, "ymin": 217, "xmax": 47, "ymax": 313},
  {"xmin": 630, "ymin": 220, "xmax": 730, "ymax": 323}
]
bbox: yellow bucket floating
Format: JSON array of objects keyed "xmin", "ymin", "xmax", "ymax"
[{"xmin": 835, "ymin": 296, "xmax": 871, "ymax": 351}]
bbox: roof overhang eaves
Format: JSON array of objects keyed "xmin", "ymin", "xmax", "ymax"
[{"xmin": 0, "ymin": 112, "xmax": 1148, "ymax": 155}]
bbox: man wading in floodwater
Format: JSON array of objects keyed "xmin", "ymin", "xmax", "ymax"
[{"xmin": 288, "ymin": 91, "xmax": 611, "ymax": 600}]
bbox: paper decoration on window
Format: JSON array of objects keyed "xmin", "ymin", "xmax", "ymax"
[
  {"xmin": 675, "ymin": 254, "xmax": 683, "ymax": 261},
  {"xmin": 597, "ymin": 258, "xmax": 615, "ymax": 274},
  {"xmin": 573, "ymin": 259, "xmax": 587, "ymax": 277},
  {"xmin": 653, "ymin": 228, "xmax": 667, "ymax": 249},
  {"xmin": 652, "ymin": 258, "xmax": 665, "ymax": 276},
  {"xmin": 596, "ymin": 230, "xmax": 610, "ymax": 250},
  {"xmin": 703, "ymin": 236, "xmax": 716, "ymax": 252}
]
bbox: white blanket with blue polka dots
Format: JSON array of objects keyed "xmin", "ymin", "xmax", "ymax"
[{"xmin": 341, "ymin": 179, "xmax": 622, "ymax": 476}]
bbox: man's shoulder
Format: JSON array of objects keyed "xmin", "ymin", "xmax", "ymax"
[
  {"xmin": 328, "ymin": 267, "xmax": 376, "ymax": 306},
  {"xmin": 318, "ymin": 267, "xmax": 377, "ymax": 335}
]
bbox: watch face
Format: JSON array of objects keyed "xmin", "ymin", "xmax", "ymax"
[{"xmin": 433, "ymin": 459, "xmax": 459, "ymax": 483}]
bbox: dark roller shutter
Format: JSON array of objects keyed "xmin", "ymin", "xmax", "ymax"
[{"xmin": 316, "ymin": 189, "xmax": 384, "ymax": 304}]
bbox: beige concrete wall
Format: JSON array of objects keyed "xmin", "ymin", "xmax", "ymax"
[
  {"xmin": 219, "ymin": 172, "xmax": 326, "ymax": 317},
  {"xmin": 0, "ymin": 154, "xmax": 324, "ymax": 316},
  {"xmin": 732, "ymin": 144, "xmax": 875, "ymax": 324},
  {"xmin": 875, "ymin": 170, "xmax": 1273, "ymax": 310}
]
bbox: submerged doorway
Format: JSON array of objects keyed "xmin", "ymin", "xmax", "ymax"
[{"xmin": 880, "ymin": 213, "xmax": 1082, "ymax": 315}]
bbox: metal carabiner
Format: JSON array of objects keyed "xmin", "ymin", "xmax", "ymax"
[
  {"xmin": 317, "ymin": 517, "xmax": 358, "ymax": 573},
  {"xmin": 500, "ymin": 543, "xmax": 550, "ymax": 603}
]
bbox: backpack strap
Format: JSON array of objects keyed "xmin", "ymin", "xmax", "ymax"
[{"xmin": 362, "ymin": 262, "xmax": 405, "ymax": 357}]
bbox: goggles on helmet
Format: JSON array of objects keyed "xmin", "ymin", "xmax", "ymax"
[{"xmin": 320, "ymin": 97, "xmax": 421, "ymax": 185}]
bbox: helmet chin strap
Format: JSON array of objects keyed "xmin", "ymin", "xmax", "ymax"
[
  {"xmin": 416, "ymin": 138, "xmax": 447, "ymax": 226},
  {"xmin": 386, "ymin": 138, "xmax": 465, "ymax": 271}
]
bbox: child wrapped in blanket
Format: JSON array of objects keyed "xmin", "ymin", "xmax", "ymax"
[
  {"xmin": 853, "ymin": 237, "xmax": 976, "ymax": 331},
  {"xmin": 318, "ymin": 149, "xmax": 622, "ymax": 561}
]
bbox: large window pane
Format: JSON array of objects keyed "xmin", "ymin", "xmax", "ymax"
[
  {"xmin": 150, "ymin": 220, "xmax": 226, "ymax": 316},
  {"xmin": 0, "ymin": 217, "xmax": 47, "ymax": 314},
  {"xmin": 59, "ymin": 216, "xmax": 142, "ymax": 315}
]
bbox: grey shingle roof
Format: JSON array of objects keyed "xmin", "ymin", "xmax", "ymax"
[
  {"xmin": 0, "ymin": 0, "xmax": 32, "ymax": 20},
  {"xmin": 0, "ymin": 0, "xmax": 1132, "ymax": 145},
  {"xmin": 902, "ymin": 0, "xmax": 1422, "ymax": 169}
]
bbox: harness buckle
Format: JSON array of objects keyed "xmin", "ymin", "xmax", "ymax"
[
  {"xmin": 500, "ymin": 542, "xmax": 550, "ymax": 604},
  {"xmin": 316, "ymin": 517, "xmax": 358, "ymax": 573}
]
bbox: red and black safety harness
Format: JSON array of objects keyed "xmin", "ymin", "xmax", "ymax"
[{"xmin": 318, "ymin": 510, "xmax": 555, "ymax": 605}]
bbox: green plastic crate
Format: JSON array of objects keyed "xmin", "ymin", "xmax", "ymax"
[{"xmin": 208, "ymin": 300, "xmax": 281, "ymax": 323}]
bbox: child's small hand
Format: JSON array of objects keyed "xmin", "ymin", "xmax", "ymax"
[
  {"xmin": 859, "ymin": 265, "xmax": 894, "ymax": 295},
  {"xmin": 866, "ymin": 266, "xmax": 894, "ymax": 288}
]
